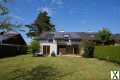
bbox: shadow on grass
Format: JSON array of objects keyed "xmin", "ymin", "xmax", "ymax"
[{"xmin": 9, "ymin": 65, "xmax": 74, "ymax": 80}]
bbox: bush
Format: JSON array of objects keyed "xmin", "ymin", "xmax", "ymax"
[
  {"xmin": 81, "ymin": 41, "xmax": 95, "ymax": 58},
  {"xmin": 26, "ymin": 45, "xmax": 33, "ymax": 54},
  {"xmin": 94, "ymin": 46, "xmax": 120, "ymax": 63},
  {"xmin": 30, "ymin": 40, "xmax": 40, "ymax": 53}
]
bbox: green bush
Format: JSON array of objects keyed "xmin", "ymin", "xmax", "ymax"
[
  {"xmin": 94, "ymin": 46, "xmax": 120, "ymax": 63},
  {"xmin": 27, "ymin": 46, "xmax": 33, "ymax": 54},
  {"xmin": 30, "ymin": 40, "xmax": 40, "ymax": 53},
  {"xmin": 81, "ymin": 41, "xmax": 95, "ymax": 58}
]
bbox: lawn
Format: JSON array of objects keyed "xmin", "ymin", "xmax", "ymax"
[{"xmin": 0, "ymin": 54, "xmax": 120, "ymax": 80}]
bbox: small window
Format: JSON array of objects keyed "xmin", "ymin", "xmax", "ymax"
[
  {"xmin": 64, "ymin": 34, "xmax": 69, "ymax": 38},
  {"xmin": 64, "ymin": 34, "xmax": 70, "ymax": 41},
  {"xmin": 64, "ymin": 37, "xmax": 69, "ymax": 41}
]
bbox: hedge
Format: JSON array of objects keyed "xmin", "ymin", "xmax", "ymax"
[{"xmin": 94, "ymin": 46, "xmax": 120, "ymax": 63}]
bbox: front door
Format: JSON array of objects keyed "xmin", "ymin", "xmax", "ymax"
[{"xmin": 43, "ymin": 46, "xmax": 50, "ymax": 55}]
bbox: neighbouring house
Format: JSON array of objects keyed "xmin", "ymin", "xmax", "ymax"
[
  {"xmin": 113, "ymin": 34, "xmax": 120, "ymax": 45},
  {"xmin": 39, "ymin": 31, "xmax": 120, "ymax": 56},
  {"xmin": 0, "ymin": 31, "xmax": 27, "ymax": 57}
]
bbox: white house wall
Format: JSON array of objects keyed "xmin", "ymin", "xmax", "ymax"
[{"xmin": 40, "ymin": 41, "xmax": 57, "ymax": 56}]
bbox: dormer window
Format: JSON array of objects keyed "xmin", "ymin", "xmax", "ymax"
[
  {"xmin": 64, "ymin": 34, "xmax": 69, "ymax": 38},
  {"xmin": 64, "ymin": 34, "xmax": 69, "ymax": 41}
]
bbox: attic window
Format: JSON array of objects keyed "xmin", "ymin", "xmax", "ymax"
[
  {"xmin": 64, "ymin": 34, "xmax": 69, "ymax": 38},
  {"xmin": 64, "ymin": 34, "xmax": 69, "ymax": 41}
]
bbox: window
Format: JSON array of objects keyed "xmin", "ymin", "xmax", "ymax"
[
  {"xmin": 64, "ymin": 34, "xmax": 69, "ymax": 41},
  {"xmin": 48, "ymin": 39, "xmax": 53, "ymax": 42}
]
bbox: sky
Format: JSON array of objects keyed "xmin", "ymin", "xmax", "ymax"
[{"xmin": 3, "ymin": 0, "xmax": 120, "ymax": 33}]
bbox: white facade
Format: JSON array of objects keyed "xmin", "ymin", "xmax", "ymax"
[{"xmin": 40, "ymin": 40, "xmax": 57, "ymax": 56}]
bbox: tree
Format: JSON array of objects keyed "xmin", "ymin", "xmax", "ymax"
[
  {"xmin": 27, "ymin": 11, "xmax": 56, "ymax": 37},
  {"xmin": 0, "ymin": 5, "xmax": 9, "ymax": 15},
  {"xmin": 25, "ymin": 24, "xmax": 38, "ymax": 37},
  {"xmin": 0, "ymin": 0, "xmax": 22, "ymax": 31},
  {"xmin": 0, "ymin": 0, "xmax": 9, "ymax": 15},
  {"xmin": 0, "ymin": 18, "xmax": 12, "ymax": 30},
  {"xmin": 96, "ymin": 28, "xmax": 113, "ymax": 45},
  {"xmin": 0, "ymin": 0, "xmax": 12, "ymax": 30}
]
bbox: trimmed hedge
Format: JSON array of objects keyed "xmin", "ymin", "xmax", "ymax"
[{"xmin": 94, "ymin": 46, "xmax": 120, "ymax": 63}]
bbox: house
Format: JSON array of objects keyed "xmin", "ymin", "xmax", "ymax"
[
  {"xmin": 0, "ymin": 31, "xmax": 26, "ymax": 45},
  {"xmin": 39, "ymin": 31, "xmax": 120, "ymax": 56},
  {"xmin": 38, "ymin": 32, "xmax": 97, "ymax": 56},
  {"xmin": 0, "ymin": 31, "xmax": 27, "ymax": 57},
  {"xmin": 113, "ymin": 34, "xmax": 120, "ymax": 45}
]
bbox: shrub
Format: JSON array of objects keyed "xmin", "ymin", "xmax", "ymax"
[
  {"xmin": 94, "ymin": 46, "xmax": 120, "ymax": 63},
  {"xmin": 81, "ymin": 41, "xmax": 95, "ymax": 58},
  {"xmin": 30, "ymin": 40, "xmax": 40, "ymax": 53},
  {"xmin": 26, "ymin": 45, "xmax": 33, "ymax": 54}
]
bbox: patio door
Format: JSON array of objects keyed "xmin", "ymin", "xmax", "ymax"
[{"xmin": 43, "ymin": 46, "xmax": 50, "ymax": 55}]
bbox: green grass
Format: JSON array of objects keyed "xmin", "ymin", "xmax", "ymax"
[
  {"xmin": 0, "ymin": 54, "xmax": 120, "ymax": 80},
  {"xmin": 94, "ymin": 46, "xmax": 120, "ymax": 63}
]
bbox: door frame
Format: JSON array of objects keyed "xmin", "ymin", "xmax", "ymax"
[{"xmin": 43, "ymin": 45, "xmax": 50, "ymax": 55}]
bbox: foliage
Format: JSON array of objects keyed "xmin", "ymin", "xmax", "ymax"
[
  {"xmin": 0, "ymin": 19, "xmax": 23, "ymax": 31},
  {"xmin": 30, "ymin": 40, "xmax": 40, "ymax": 53},
  {"xmin": 94, "ymin": 46, "xmax": 120, "ymax": 63},
  {"xmin": 25, "ymin": 24, "xmax": 38, "ymax": 37},
  {"xmin": 27, "ymin": 11, "xmax": 56, "ymax": 37},
  {"xmin": 26, "ymin": 45, "xmax": 33, "ymax": 54},
  {"xmin": 96, "ymin": 28, "xmax": 112, "ymax": 45},
  {"xmin": 0, "ymin": 0, "xmax": 11, "ymax": 15},
  {"xmin": 0, "ymin": 5, "xmax": 8, "ymax": 15},
  {"xmin": 0, "ymin": 19, "xmax": 12, "ymax": 30},
  {"xmin": 0, "ymin": 0, "xmax": 18, "ymax": 30},
  {"xmin": 81, "ymin": 41, "xmax": 95, "ymax": 58}
]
